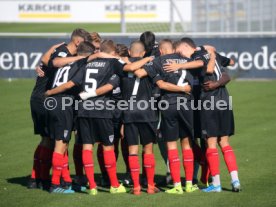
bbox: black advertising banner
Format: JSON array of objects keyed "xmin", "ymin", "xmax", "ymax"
[{"xmin": 0, "ymin": 36, "xmax": 275, "ymax": 79}]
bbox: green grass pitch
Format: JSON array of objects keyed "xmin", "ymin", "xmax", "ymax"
[{"xmin": 0, "ymin": 79, "xmax": 276, "ymax": 207}]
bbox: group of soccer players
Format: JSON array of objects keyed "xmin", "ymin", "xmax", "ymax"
[{"xmin": 29, "ymin": 29, "xmax": 241, "ymax": 195}]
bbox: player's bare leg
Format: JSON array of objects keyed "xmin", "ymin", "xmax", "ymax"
[
  {"xmin": 82, "ymin": 143, "xmax": 97, "ymax": 195},
  {"xmin": 218, "ymin": 136, "xmax": 241, "ymax": 192}
]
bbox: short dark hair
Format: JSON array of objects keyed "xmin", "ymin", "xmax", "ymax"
[
  {"xmin": 180, "ymin": 37, "xmax": 196, "ymax": 48},
  {"xmin": 100, "ymin": 39, "xmax": 116, "ymax": 53},
  {"xmin": 116, "ymin": 43, "xmax": 129, "ymax": 57},
  {"xmin": 77, "ymin": 41, "xmax": 95, "ymax": 55},
  {"xmin": 173, "ymin": 40, "xmax": 182, "ymax": 50},
  {"xmin": 71, "ymin": 28, "xmax": 91, "ymax": 41}
]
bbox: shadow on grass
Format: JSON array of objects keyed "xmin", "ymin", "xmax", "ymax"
[
  {"xmin": 7, "ymin": 176, "xmax": 29, "ymax": 188},
  {"xmin": 6, "ymin": 173, "xmax": 169, "ymax": 191}
]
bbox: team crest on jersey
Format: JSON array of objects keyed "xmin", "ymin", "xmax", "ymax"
[
  {"xmin": 118, "ymin": 59, "xmax": 126, "ymax": 64},
  {"xmin": 109, "ymin": 135, "xmax": 114, "ymax": 143},
  {"xmin": 58, "ymin": 52, "xmax": 67, "ymax": 57},
  {"xmin": 64, "ymin": 130, "xmax": 69, "ymax": 138}
]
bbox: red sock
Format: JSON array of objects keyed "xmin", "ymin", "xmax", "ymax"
[
  {"xmin": 168, "ymin": 149, "xmax": 181, "ymax": 184},
  {"xmin": 40, "ymin": 146, "xmax": 53, "ymax": 180},
  {"xmin": 104, "ymin": 150, "xmax": 119, "ymax": 187},
  {"xmin": 121, "ymin": 138, "xmax": 130, "ymax": 172},
  {"xmin": 206, "ymin": 148, "xmax": 220, "ymax": 176},
  {"xmin": 222, "ymin": 146, "xmax": 238, "ymax": 172},
  {"xmin": 31, "ymin": 145, "xmax": 42, "ymax": 179},
  {"xmin": 73, "ymin": 144, "xmax": 83, "ymax": 177},
  {"xmin": 143, "ymin": 154, "xmax": 155, "ymax": 186},
  {"xmin": 182, "ymin": 149, "xmax": 194, "ymax": 182},
  {"xmin": 82, "ymin": 150, "xmax": 96, "ymax": 189},
  {"xmin": 51, "ymin": 152, "xmax": 63, "ymax": 185},
  {"xmin": 61, "ymin": 151, "xmax": 72, "ymax": 183},
  {"xmin": 129, "ymin": 155, "xmax": 140, "ymax": 188},
  {"xmin": 97, "ymin": 144, "xmax": 106, "ymax": 175}
]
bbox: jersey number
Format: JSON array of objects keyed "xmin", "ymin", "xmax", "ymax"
[
  {"xmin": 214, "ymin": 60, "xmax": 222, "ymax": 80},
  {"xmin": 128, "ymin": 72, "xmax": 140, "ymax": 96},
  {"xmin": 52, "ymin": 65, "xmax": 71, "ymax": 88},
  {"xmin": 177, "ymin": 70, "xmax": 188, "ymax": 86},
  {"xmin": 85, "ymin": 69, "xmax": 98, "ymax": 92}
]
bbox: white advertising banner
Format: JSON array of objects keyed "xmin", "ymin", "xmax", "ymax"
[{"xmin": 0, "ymin": 0, "xmax": 191, "ymax": 23}]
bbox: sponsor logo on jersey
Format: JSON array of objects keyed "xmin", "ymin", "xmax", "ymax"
[
  {"xmin": 109, "ymin": 135, "xmax": 114, "ymax": 143},
  {"xmin": 64, "ymin": 130, "xmax": 69, "ymax": 138}
]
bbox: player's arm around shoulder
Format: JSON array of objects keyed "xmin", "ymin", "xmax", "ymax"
[
  {"xmin": 45, "ymin": 81, "xmax": 75, "ymax": 97},
  {"xmin": 123, "ymin": 56, "xmax": 154, "ymax": 72},
  {"xmin": 156, "ymin": 80, "xmax": 191, "ymax": 94},
  {"xmin": 163, "ymin": 59, "xmax": 204, "ymax": 73}
]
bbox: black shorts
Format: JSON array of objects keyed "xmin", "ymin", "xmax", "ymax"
[
  {"xmin": 47, "ymin": 97, "xmax": 74, "ymax": 142},
  {"xmin": 160, "ymin": 103, "xmax": 194, "ymax": 142},
  {"xmin": 201, "ymin": 107, "xmax": 235, "ymax": 138},
  {"xmin": 124, "ymin": 122, "xmax": 157, "ymax": 146},
  {"xmin": 30, "ymin": 98, "xmax": 49, "ymax": 137},
  {"xmin": 77, "ymin": 117, "xmax": 114, "ymax": 146}
]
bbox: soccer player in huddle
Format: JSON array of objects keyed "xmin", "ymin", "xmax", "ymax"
[
  {"xmin": 165, "ymin": 39, "xmax": 214, "ymax": 187},
  {"xmin": 94, "ymin": 41, "xmax": 130, "ymax": 187},
  {"xmin": 28, "ymin": 28, "xmax": 91, "ymax": 191},
  {"xmin": 164, "ymin": 37, "xmax": 241, "ymax": 192},
  {"xmin": 48, "ymin": 40, "xmax": 134, "ymax": 195},
  {"xmin": 28, "ymin": 42, "xmax": 64, "ymax": 190},
  {"xmin": 119, "ymin": 40, "xmax": 159, "ymax": 195},
  {"xmin": 133, "ymin": 39, "xmax": 197, "ymax": 194},
  {"xmin": 45, "ymin": 42, "xmax": 95, "ymax": 193}
]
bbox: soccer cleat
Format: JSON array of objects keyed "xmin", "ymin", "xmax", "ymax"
[
  {"xmin": 27, "ymin": 178, "xmax": 40, "ymax": 189},
  {"xmin": 73, "ymin": 176, "xmax": 88, "ymax": 186},
  {"xmin": 72, "ymin": 182, "xmax": 87, "ymax": 192},
  {"xmin": 130, "ymin": 186, "xmax": 141, "ymax": 196},
  {"xmin": 202, "ymin": 184, "xmax": 222, "ymax": 192},
  {"xmin": 50, "ymin": 185, "xmax": 75, "ymax": 194},
  {"xmin": 110, "ymin": 184, "xmax": 127, "ymax": 194},
  {"xmin": 122, "ymin": 173, "xmax": 133, "ymax": 186},
  {"xmin": 147, "ymin": 184, "xmax": 160, "ymax": 194},
  {"xmin": 87, "ymin": 188, "xmax": 98, "ymax": 196},
  {"xmin": 165, "ymin": 185, "xmax": 184, "ymax": 195},
  {"xmin": 231, "ymin": 180, "xmax": 241, "ymax": 192},
  {"xmin": 41, "ymin": 179, "xmax": 51, "ymax": 191},
  {"xmin": 166, "ymin": 173, "xmax": 172, "ymax": 185},
  {"xmin": 197, "ymin": 180, "xmax": 209, "ymax": 189},
  {"xmin": 100, "ymin": 175, "xmax": 110, "ymax": 187},
  {"xmin": 141, "ymin": 176, "xmax": 148, "ymax": 188},
  {"xmin": 185, "ymin": 183, "xmax": 199, "ymax": 193}
]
